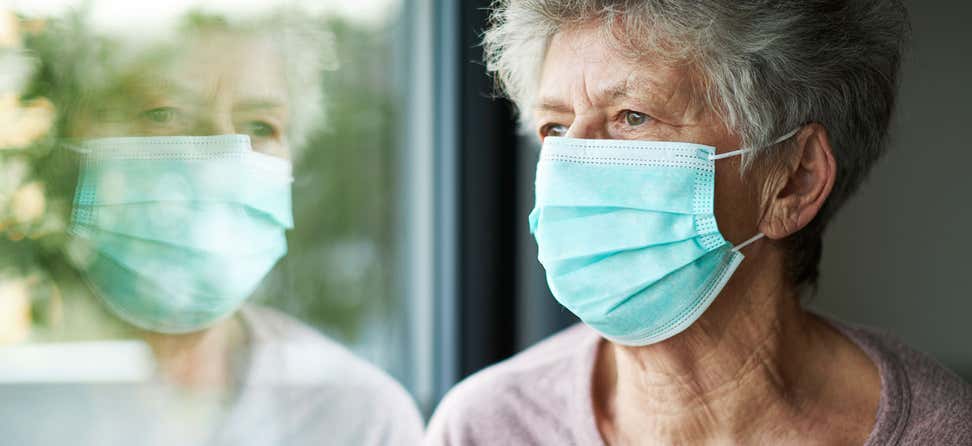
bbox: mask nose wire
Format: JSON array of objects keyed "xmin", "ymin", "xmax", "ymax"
[{"xmin": 707, "ymin": 128, "xmax": 802, "ymax": 161}]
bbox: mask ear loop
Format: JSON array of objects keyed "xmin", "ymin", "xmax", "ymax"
[
  {"xmin": 709, "ymin": 127, "xmax": 802, "ymax": 252},
  {"xmin": 731, "ymin": 233, "xmax": 765, "ymax": 252},
  {"xmin": 707, "ymin": 128, "xmax": 802, "ymax": 161},
  {"xmin": 709, "ymin": 128, "xmax": 801, "ymax": 252}
]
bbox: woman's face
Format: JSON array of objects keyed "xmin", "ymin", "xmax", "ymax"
[
  {"xmin": 68, "ymin": 31, "xmax": 291, "ymax": 160},
  {"xmin": 56, "ymin": 31, "xmax": 296, "ymax": 335},
  {"xmin": 533, "ymin": 24, "xmax": 765, "ymax": 247}
]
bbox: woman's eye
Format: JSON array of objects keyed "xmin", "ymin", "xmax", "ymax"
[
  {"xmin": 245, "ymin": 121, "xmax": 278, "ymax": 138},
  {"xmin": 541, "ymin": 123, "xmax": 568, "ymax": 137},
  {"xmin": 623, "ymin": 110, "xmax": 651, "ymax": 127},
  {"xmin": 142, "ymin": 107, "xmax": 178, "ymax": 124}
]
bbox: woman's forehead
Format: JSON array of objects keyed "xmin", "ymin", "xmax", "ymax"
[
  {"xmin": 537, "ymin": 26, "xmax": 693, "ymax": 108},
  {"xmin": 155, "ymin": 34, "xmax": 288, "ymax": 102}
]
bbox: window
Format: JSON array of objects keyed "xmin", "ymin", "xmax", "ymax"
[{"xmin": 0, "ymin": 0, "xmax": 437, "ymax": 443}]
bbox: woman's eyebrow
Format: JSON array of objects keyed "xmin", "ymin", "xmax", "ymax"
[
  {"xmin": 597, "ymin": 80, "xmax": 634, "ymax": 101},
  {"xmin": 534, "ymin": 98, "xmax": 573, "ymax": 113},
  {"xmin": 535, "ymin": 79, "xmax": 664, "ymax": 113},
  {"xmin": 534, "ymin": 83, "xmax": 632, "ymax": 112},
  {"xmin": 233, "ymin": 99, "xmax": 287, "ymax": 112},
  {"xmin": 596, "ymin": 77, "xmax": 668, "ymax": 106},
  {"xmin": 147, "ymin": 77, "xmax": 197, "ymax": 98}
]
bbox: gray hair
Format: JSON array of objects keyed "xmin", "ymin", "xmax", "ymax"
[{"xmin": 483, "ymin": 0, "xmax": 910, "ymax": 289}]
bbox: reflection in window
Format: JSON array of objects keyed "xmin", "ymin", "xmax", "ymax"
[{"xmin": 0, "ymin": 2, "xmax": 423, "ymax": 444}]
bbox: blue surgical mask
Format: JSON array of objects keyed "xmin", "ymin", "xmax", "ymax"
[
  {"xmin": 67, "ymin": 135, "xmax": 293, "ymax": 334},
  {"xmin": 529, "ymin": 130, "xmax": 798, "ymax": 346}
]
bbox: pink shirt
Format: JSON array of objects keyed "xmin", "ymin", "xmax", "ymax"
[{"xmin": 427, "ymin": 317, "xmax": 972, "ymax": 445}]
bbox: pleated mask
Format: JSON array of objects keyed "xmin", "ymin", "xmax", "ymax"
[
  {"xmin": 529, "ymin": 130, "xmax": 798, "ymax": 346},
  {"xmin": 67, "ymin": 135, "xmax": 293, "ymax": 334}
]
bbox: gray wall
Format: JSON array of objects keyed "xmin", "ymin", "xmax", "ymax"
[
  {"xmin": 517, "ymin": 1, "xmax": 972, "ymax": 382},
  {"xmin": 811, "ymin": 1, "xmax": 972, "ymax": 381}
]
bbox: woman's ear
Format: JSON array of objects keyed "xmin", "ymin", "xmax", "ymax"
[{"xmin": 758, "ymin": 124, "xmax": 837, "ymax": 239}]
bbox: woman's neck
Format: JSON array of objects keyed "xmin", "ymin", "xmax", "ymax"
[
  {"xmin": 140, "ymin": 317, "xmax": 248, "ymax": 395},
  {"xmin": 592, "ymin": 264, "xmax": 880, "ymax": 445}
]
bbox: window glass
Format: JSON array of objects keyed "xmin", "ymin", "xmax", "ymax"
[{"xmin": 0, "ymin": 1, "xmax": 427, "ymax": 444}]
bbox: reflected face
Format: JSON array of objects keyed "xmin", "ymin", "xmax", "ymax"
[
  {"xmin": 60, "ymin": 30, "xmax": 297, "ymax": 334},
  {"xmin": 70, "ymin": 31, "xmax": 291, "ymax": 159},
  {"xmin": 534, "ymin": 24, "xmax": 763, "ymax": 246}
]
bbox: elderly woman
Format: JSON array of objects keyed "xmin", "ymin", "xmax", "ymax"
[
  {"xmin": 428, "ymin": 1, "xmax": 972, "ymax": 445},
  {"xmin": 4, "ymin": 13, "xmax": 422, "ymax": 446}
]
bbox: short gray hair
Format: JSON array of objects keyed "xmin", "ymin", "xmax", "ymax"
[
  {"xmin": 483, "ymin": 0, "xmax": 910, "ymax": 289},
  {"xmin": 180, "ymin": 12, "xmax": 337, "ymax": 152}
]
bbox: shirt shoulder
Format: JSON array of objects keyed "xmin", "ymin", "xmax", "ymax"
[
  {"xmin": 884, "ymin": 335, "xmax": 972, "ymax": 445},
  {"xmin": 426, "ymin": 324, "xmax": 600, "ymax": 446},
  {"xmin": 837, "ymin": 322, "xmax": 972, "ymax": 446},
  {"xmin": 237, "ymin": 305, "xmax": 424, "ymax": 446}
]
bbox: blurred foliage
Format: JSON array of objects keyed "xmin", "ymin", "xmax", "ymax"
[
  {"xmin": 270, "ymin": 15, "xmax": 400, "ymax": 342},
  {"xmin": 1, "ymin": 7, "xmax": 400, "ymax": 343}
]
